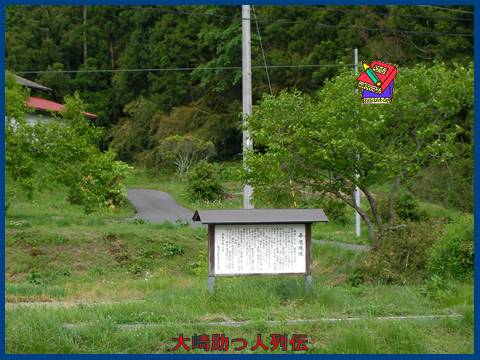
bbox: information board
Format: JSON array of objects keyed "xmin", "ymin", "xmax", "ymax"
[{"xmin": 213, "ymin": 223, "xmax": 306, "ymax": 275}]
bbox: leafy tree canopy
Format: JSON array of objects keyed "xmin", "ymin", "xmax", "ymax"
[{"xmin": 245, "ymin": 62, "xmax": 473, "ymax": 244}]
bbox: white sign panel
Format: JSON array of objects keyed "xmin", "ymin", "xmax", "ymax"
[{"xmin": 214, "ymin": 224, "xmax": 306, "ymax": 275}]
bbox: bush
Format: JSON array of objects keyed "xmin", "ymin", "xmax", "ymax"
[
  {"xmin": 301, "ymin": 196, "xmax": 348, "ymax": 224},
  {"xmin": 188, "ymin": 249, "xmax": 208, "ymax": 276},
  {"xmin": 153, "ymin": 135, "xmax": 216, "ymax": 175},
  {"xmin": 319, "ymin": 197, "xmax": 348, "ymax": 224},
  {"xmin": 187, "ymin": 161, "xmax": 224, "ymax": 201},
  {"xmin": 371, "ymin": 191, "xmax": 425, "ymax": 225},
  {"xmin": 162, "ymin": 241, "xmax": 184, "ymax": 257},
  {"xmin": 67, "ymin": 150, "xmax": 131, "ymax": 213},
  {"xmin": 394, "ymin": 191, "xmax": 423, "ymax": 222},
  {"xmin": 352, "ymin": 220, "xmax": 445, "ymax": 285},
  {"xmin": 219, "ymin": 162, "xmax": 242, "ymax": 182},
  {"xmin": 413, "ymin": 161, "xmax": 473, "ymax": 213},
  {"xmin": 6, "ymin": 85, "xmax": 131, "ymax": 213},
  {"xmin": 427, "ymin": 215, "xmax": 473, "ymax": 279}
]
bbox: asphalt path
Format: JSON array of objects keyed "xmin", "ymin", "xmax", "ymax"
[
  {"xmin": 126, "ymin": 189, "xmax": 369, "ymax": 251},
  {"xmin": 127, "ymin": 188, "xmax": 201, "ymax": 226}
]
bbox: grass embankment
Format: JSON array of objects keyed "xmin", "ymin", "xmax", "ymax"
[
  {"xmin": 5, "ymin": 171, "xmax": 473, "ymax": 354},
  {"xmin": 125, "ymin": 167, "xmax": 373, "ymax": 244}
]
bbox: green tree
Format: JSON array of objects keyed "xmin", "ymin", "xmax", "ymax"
[
  {"xmin": 5, "ymin": 72, "xmax": 36, "ymax": 196},
  {"xmin": 5, "ymin": 74, "xmax": 131, "ymax": 212},
  {"xmin": 187, "ymin": 160, "xmax": 224, "ymax": 201},
  {"xmin": 245, "ymin": 62, "xmax": 472, "ymax": 245},
  {"xmin": 152, "ymin": 134, "xmax": 216, "ymax": 175}
]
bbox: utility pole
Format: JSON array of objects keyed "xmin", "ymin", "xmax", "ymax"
[
  {"xmin": 354, "ymin": 48, "xmax": 361, "ymax": 237},
  {"xmin": 242, "ymin": 5, "xmax": 254, "ymax": 209}
]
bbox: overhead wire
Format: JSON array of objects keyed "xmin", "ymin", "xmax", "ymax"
[
  {"xmin": 303, "ymin": 5, "xmax": 473, "ymax": 21},
  {"xmin": 252, "ymin": 5, "xmax": 272, "ymax": 96},
  {"xmin": 116, "ymin": 6, "xmax": 473, "ymax": 37},
  {"xmin": 416, "ymin": 5, "xmax": 474, "ymax": 14},
  {"xmin": 16, "ymin": 63, "xmax": 353, "ymax": 75},
  {"xmin": 13, "ymin": 5, "xmax": 473, "ymax": 75},
  {"xmin": 253, "ymin": 17, "xmax": 473, "ymax": 37},
  {"xmin": 132, "ymin": 5, "xmax": 473, "ymax": 22}
]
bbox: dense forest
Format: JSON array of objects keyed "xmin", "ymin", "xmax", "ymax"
[
  {"xmin": 6, "ymin": 5, "xmax": 474, "ymax": 155},
  {"xmin": 6, "ymin": 5, "xmax": 474, "ymax": 211}
]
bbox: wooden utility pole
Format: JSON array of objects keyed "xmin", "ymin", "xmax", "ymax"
[{"xmin": 242, "ymin": 5, "xmax": 253, "ymax": 209}]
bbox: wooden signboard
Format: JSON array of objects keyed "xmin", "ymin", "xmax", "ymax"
[
  {"xmin": 193, "ymin": 209, "xmax": 327, "ymax": 292},
  {"xmin": 213, "ymin": 223, "xmax": 309, "ymax": 276}
]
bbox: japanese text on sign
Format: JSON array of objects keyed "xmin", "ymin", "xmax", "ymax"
[{"xmin": 214, "ymin": 224, "xmax": 306, "ymax": 275}]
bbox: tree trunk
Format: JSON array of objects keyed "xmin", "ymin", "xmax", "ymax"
[
  {"xmin": 361, "ymin": 187, "xmax": 384, "ymax": 242},
  {"xmin": 364, "ymin": 218, "xmax": 377, "ymax": 246},
  {"xmin": 83, "ymin": 7, "xmax": 87, "ymax": 64},
  {"xmin": 333, "ymin": 189, "xmax": 378, "ymax": 244},
  {"xmin": 387, "ymin": 176, "xmax": 400, "ymax": 227},
  {"xmin": 110, "ymin": 37, "xmax": 115, "ymax": 69}
]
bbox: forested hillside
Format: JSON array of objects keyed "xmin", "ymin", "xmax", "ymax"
[
  {"xmin": 6, "ymin": 5, "xmax": 473, "ymax": 158},
  {"xmin": 5, "ymin": 7, "xmax": 475, "ymax": 353}
]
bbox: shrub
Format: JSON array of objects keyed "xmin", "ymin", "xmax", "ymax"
[
  {"xmin": 67, "ymin": 150, "xmax": 131, "ymax": 213},
  {"xmin": 352, "ymin": 220, "xmax": 445, "ymax": 285},
  {"xmin": 371, "ymin": 191, "xmax": 425, "ymax": 225},
  {"xmin": 162, "ymin": 241, "xmax": 184, "ymax": 257},
  {"xmin": 413, "ymin": 161, "xmax": 473, "ymax": 213},
  {"xmin": 427, "ymin": 215, "xmax": 473, "ymax": 279},
  {"xmin": 219, "ymin": 162, "xmax": 243, "ymax": 182},
  {"xmin": 187, "ymin": 161, "xmax": 224, "ymax": 201},
  {"xmin": 28, "ymin": 270, "xmax": 43, "ymax": 285},
  {"xmin": 188, "ymin": 249, "xmax": 208, "ymax": 276},
  {"xmin": 154, "ymin": 135, "xmax": 216, "ymax": 175},
  {"xmin": 6, "ymin": 84, "xmax": 131, "ymax": 213},
  {"xmin": 394, "ymin": 191, "xmax": 423, "ymax": 222},
  {"xmin": 319, "ymin": 197, "xmax": 348, "ymax": 224}
]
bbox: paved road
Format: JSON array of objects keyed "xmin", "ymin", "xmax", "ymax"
[
  {"xmin": 127, "ymin": 188, "xmax": 201, "ymax": 226},
  {"xmin": 126, "ymin": 189, "xmax": 370, "ymax": 248}
]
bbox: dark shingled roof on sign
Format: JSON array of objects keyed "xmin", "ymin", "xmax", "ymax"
[{"xmin": 192, "ymin": 209, "xmax": 328, "ymax": 224}]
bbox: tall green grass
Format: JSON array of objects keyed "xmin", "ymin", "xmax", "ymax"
[{"xmin": 5, "ymin": 173, "xmax": 474, "ymax": 354}]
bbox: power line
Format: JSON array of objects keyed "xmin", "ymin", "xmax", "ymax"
[
  {"xmin": 255, "ymin": 17, "xmax": 473, "ymax": 37},
  {"xmin": 125, "ymin": 6, "xmax": 238, "ymax": 20},
  {"xmin": 15, "ymin": 63, "xmax": 354, "ymax": 75},
  {"xmin": 116, "ymin": 7, "xmax": 473, "ymax": 37},
  {"xmin": 130, "ymin": 5, "xmax": 473, "ymax": 22},
  {"xmin": 252, "ymin": 5, "xmax": 272, "ymax": 96},
  {"xmin": 331, "ymin": 6, "xmax": 473, "ymax": 21},
  {"xmin": 417, "ymin": 5, "xmax": 474, "ymax": 14}
]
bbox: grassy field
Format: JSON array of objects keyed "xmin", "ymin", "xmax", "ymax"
[{"xmin": 5, "ymin": 169, "xmax": 474, "ymax": 354}]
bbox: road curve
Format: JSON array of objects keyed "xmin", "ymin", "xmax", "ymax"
[{"xmin": 127, "ymin": 188, "xmax": 201, "ymax": 226}]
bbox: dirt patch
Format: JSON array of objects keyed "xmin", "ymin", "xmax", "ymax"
[
  {"xmin": 29, "ymin": 247, "xmax": 45, "ymax": 257},
  {"xmin": 6, "ymin": 294, "xmax": 53, "ymax": 303},
  {"xmin": 326, "ymin": 274, "xmax": 348, "ymax": 286},
  {"xmin": 105, "ymin": 233, "xmax": 130, "ymax": 264},
  {"xmin": 223, "ymin": 192, "xmax": 239, "ymax": 200},
  {"xmin": 174, "ymin": 277, "xmax": 193, "ymax": 288}
]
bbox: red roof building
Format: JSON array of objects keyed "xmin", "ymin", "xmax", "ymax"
[{"xmin": 26, "ymin": 96, "xmax": 97, "ymax": 120}]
